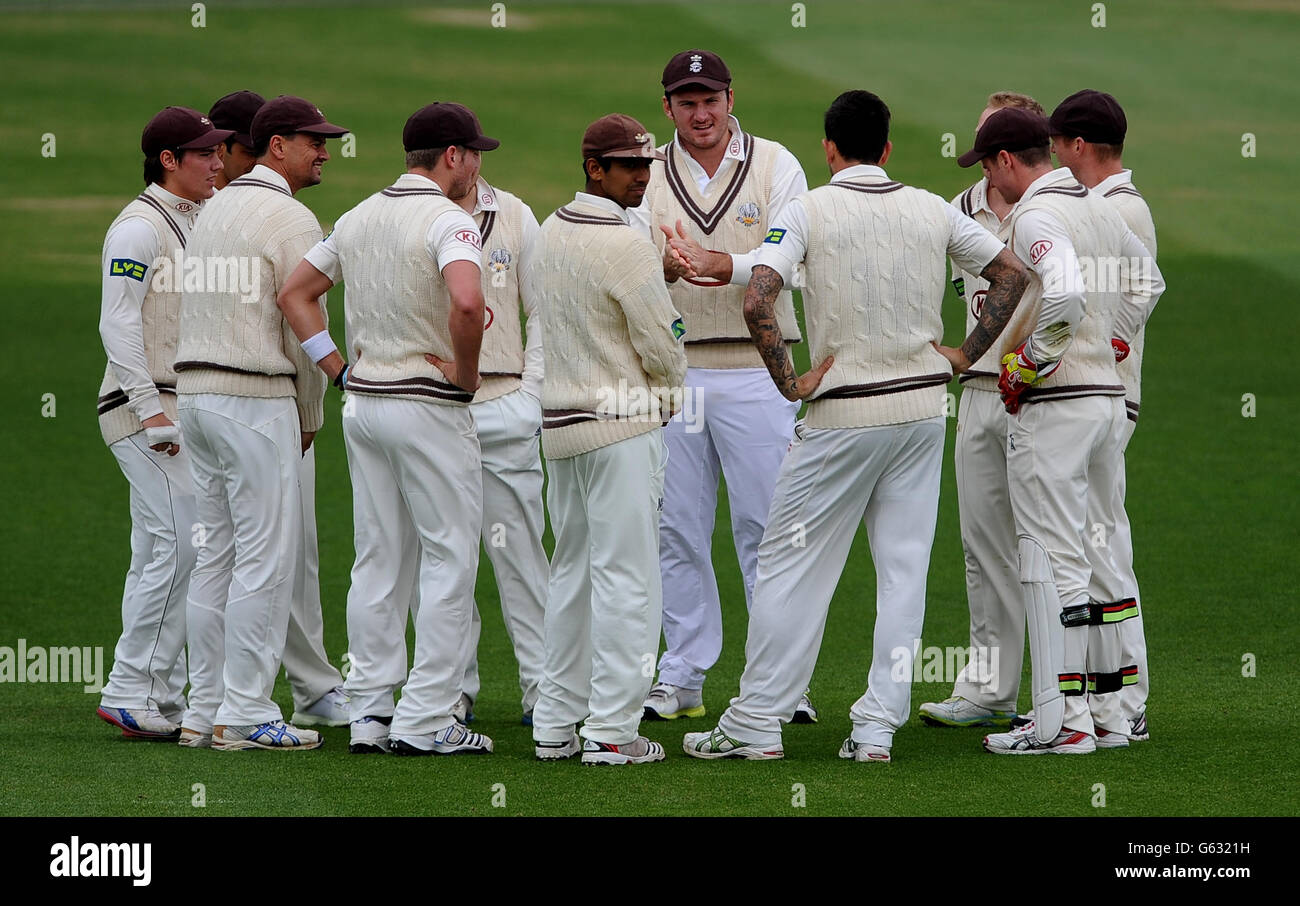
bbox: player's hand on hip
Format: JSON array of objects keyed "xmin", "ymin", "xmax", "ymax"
[
  {"xmin": 791, "ymin": 355, "xmax": 834, "ymax": 401},
  {"xmin": 142, "ymin": 413, "xmax": 181, "ymax": 456},
  {"xmin": 931, "ymin": 341, "xmax": 972, "ymax": 374},
  {"xmin": 425, "ymin": 353, "xmax": 481, "ymax": 393}
]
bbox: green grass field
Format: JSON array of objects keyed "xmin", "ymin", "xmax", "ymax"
[{"xmin": 1, "ymin": 0, "xmax": 1297, "ymax": 817}]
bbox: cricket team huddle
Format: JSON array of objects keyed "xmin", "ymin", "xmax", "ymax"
[{"xmin": 94, "ymin": 48, "xmax": 1163, "ymax": 765}]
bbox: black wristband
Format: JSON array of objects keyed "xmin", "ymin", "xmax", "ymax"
[{"xmin": 333, "ymin": 363, "xmax": 349, "ymax": 391}]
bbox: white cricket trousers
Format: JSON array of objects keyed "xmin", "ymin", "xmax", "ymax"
[
  {"xmin": 179, "ymin": 394, "xmax": 302, "ymax": 727},
  {"xmin": 1006, "ymin": 396, "xmax": 1129, "ymax": 736},
  {"xmin": 342, "ymin": 395, "xmax": 482, "ymax": 738},
  {"xmin": 180, "ymin": 444, "xmax": 343, "ymax": 731},
  {"xmin": 282, "ymin": 445, "xmax": 345, "ymax": 709},
  {"xmin": 657, "ymin": 367, "xmax": 798, "ymax": 690},
  {"xmin": 1090, "ymin": 417, "xmax": 1148, "ymax": 721},
  {"xmin": 100, "ymin": 431, "xmax": 196, "ymax": 719},
  {"xmin": 533, "ymin": 430, "xmax": 667, "ymax": 746},
  {"xmin": 459, "ymin": 389, "xmax": 549, "ymax": 712},
  {"xmin": 718, "ymin": 417, "xmax": 944, "ymax": 748},
  {"xmin": 951, "ymin": 387, "xmax": 1024, "ymax": 711}
]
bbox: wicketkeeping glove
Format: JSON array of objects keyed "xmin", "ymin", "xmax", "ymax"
[
  {"xmin": 1111, "ymin": 338, "xmax": 1131, "ymax": 363},
  {"xmin": 999, "ymin": 342, "xmax": 1058, "ymax": 414}
]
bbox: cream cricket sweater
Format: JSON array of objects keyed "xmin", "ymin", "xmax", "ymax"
[
  {"xmin": 644, "ymin": 133, "xmax": 801, "ymax": 368},
  {"xmin": 97, "ymin": 187, "xmax": 191, "ymax": 445},
  {"xmin": 796, "ymin": 176, "xmax": 968, "ymax": 429},
  {"xmin": 474, "ymin": 182, "xmax": 532, "ymax": 403},
  {"xmin": 1001, "ymin": 175, "xmax": 1127, "ymax": 405},
  {"xmin": 174, "ymin": 165, "xmax": 327, "ymax": 431},
  {"xmin": 535, "ymin": 194, "xmax": 688, "ymax": 459},
  {"xmin": 1096, "ymin": 170, "xmax": 1158, "ymax": 420},
  {"xmin": 327, "ymin": 176, "xmax": 477, "ymax": 406}
]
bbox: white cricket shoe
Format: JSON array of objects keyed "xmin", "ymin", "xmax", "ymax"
[
  {"xmin": 451, "ymin": 693, "xmax": 475, "ymax": 724},
  {"xmin": 643, "ymin": 682, "xmax": 705, "ymax": 720},
  {"xmin": 178, "ymin": 727, "xmax": 212, "ymax": 748},
  {"xmin": 918, "ymin": 696, "xmax": 1015, "ymax": 728},
  {"xmin": 390, "ymin": 722, "xmax": 492, "ymax": 756},
  {"xmin": 212, "ymin": 720, "xmax": 322, "ymax": 751},
  {"xmin": 792, "ymin": 691, "xmax": 819, "ymax": 724},
  {"xmin": 838, "ymin": 738, "xmax": 891, "ymax": 763},
  {"xmin": 349, "ymin": 715, "xmax": 391, "ymax": 754},
  {"xmin": 96, "ymin": 706, "xmax": 180, "ymax": 740},
  {"xmin": 1129, "ymin": 709, "xmax": 1149, "ymax": 741},
  {"xmin": 983, "ymin": 721, "xmax": 1095, "ymax": 755},
  {"xmin": 535, "ymin": 733, "xmax": 582, "ymax": 761},
  {"xmin": 291, "ymin": 685, "xmax": 350, "ymax": 728},
  {"xmin": 581, "ymin": 736, "xmax": 666, "ymax": 765},
  {"xmin": 1095, "ymin": 727, "xmax": 1130, "ymax": 749},
  {"xmin": 682, "ymin": 726, "xmax": 784, "ymax": 761}
]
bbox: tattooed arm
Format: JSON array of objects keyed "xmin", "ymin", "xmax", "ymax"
[
  {"xmin": 743, "ymin": 264, "xmax": 833, "ymax": 401},
  {"xmin": 933, "ymin": 248, "xmax": 1030, "ymax": 373}
]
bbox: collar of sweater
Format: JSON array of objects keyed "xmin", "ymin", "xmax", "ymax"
[
  {"xmin": 1018, "ymin": 166, "xmax": 1078, "ymax": 206},
  {"xmin": 146, "ymin": 182, "xmax": 203, "ymax": 218},
  {"xmin": 247, "ymin": 163, "xmax": 293, "ymax": 194},
  {"xmin": 571, "ymin": 191, "xmax": 629, "ymax": 223},
  {"xmin": 1092, "ymin": 168, "xmax": 1135, "ymax": 194},
  {"xmin": 830, "ymin": 163, "xmax": 890, "ymax": 185}
]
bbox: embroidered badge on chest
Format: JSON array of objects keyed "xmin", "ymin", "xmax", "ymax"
[
  {"xmin": 489, "ymin": 248, "xmax": 512, "ymax": 272},
  {"xmin": 736, "ymin": 201, "xmax": 761, "ymax": 226}
]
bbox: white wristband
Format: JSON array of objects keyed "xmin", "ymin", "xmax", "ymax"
[{"xmin": 301, "ymin": 329, "xmax": 338, "ymax": 363}]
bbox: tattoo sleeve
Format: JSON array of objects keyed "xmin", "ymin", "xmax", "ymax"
[
  {"xmin": 743, "ymin": 264, "xmax": 796, "ymax": 398},
  {"xmin": 962, "ymin": 248, "xmax": 1030, "ymax": 365}
]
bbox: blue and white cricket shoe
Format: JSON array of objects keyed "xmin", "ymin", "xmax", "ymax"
[
  {"xmin": 212, "ymin": 720, "xmax": 323, "ymax": 751},
  {"xmin": 96, "ymin": 706, "xmax": 180, "ymax": 740}
]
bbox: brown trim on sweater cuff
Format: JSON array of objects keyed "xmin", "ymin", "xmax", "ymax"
[{"xmin": 97, "ymin": 384, "xmax": 176, "ymax": 416}]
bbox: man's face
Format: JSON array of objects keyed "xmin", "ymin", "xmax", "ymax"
[
  {"xmin": 663, "ymin": 88, "xmax": 734, "ymax": 153},
  {"xmin": 597, "ymin": 158, "xmax": 652, "ymax": 208},
  {"xmin": 169, "ymin": 144, "xmax": 224, "ymax": 202},
  {"xmin": 280, "ymin": 133, "xmax": 330, "ymax": 191},
  {"xmin": 981, "ymin": 151, "xmax": 1022, "ymax": 204},
  {"xmin": 1050, "ymin": 134, "xmax": 1083, "ymax": 174},
  {"xmin": 222, "ymin": 141, "xmax": 258, "ymax": 182},
  {"xmin": 448, "ymin": 146, "xmax": 482, "ymax": 201}
]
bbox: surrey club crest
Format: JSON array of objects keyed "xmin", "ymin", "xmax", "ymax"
[
  {"xmin": 736, "ymin": 202, "xmax": 761, "ymax": 226},
  {"xmin": 689, "ymin": 54, "xmax": 703, "ymax": 73},
  {"xmin": 488, "ymin": 248, "xmax": 512, "ymax": 272}
]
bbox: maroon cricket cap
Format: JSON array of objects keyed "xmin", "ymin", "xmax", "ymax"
[
  {"xmin": 581, "ymin": 113, "xmax": 665, "ymax": 161},
  {"xmin": 403, "ymin": 102, "xmax": 500, "ymax": 152},
  {"xmin": 958, "ymin": 107, "xmax": 1051, "ymax": 168},
  {"xmin": 251, "ymin": 96, "xmax": 349, "ymax": 149},
  {"xmin": 1049, "ymin": 89, "xmax": 1127, "ymax": 145},
  {"xmin": 141, "ymin": 107, "xmax": 234, "ymax": 156},
  {"xmin": 662, "ymin": 49, "xmax": 732, "ymax": 94},
  {"xmin": 208, "ymin": 90, "xmax": 266, "ymax": 150}
]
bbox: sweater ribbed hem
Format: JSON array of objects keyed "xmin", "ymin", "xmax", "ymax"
[
  {"xmin": 473, "ymin": 375, "xmax": 522, "ymax": 404},
  {"xmin": 176, "ymin": 367, "xmax": 296, "ymax": 400},
  {"xmin": 686, "ymin": 340, "xmax": 796, "ymax": 370},
  {"xmin": 98, "ymin": 393, "xmax": 179, "ymax": 446},
  {"xmin": 542, "ymin": 417, "xmax": 660, "ymax": 460},
  {"xmin": 959, "ymin": 373, "xmax": 1000, "ymax": 393},
  {"xmin": 805, "ymin": 386, "xmax": 946, "ymax": 429}
]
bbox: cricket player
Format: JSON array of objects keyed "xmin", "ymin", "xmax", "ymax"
[
  {"xmin": 452, "ymin": 175, "xmax": 549, "ymax": 728},
  {"xmin": 953, "ymin": 108, "xmax": 1164, "ymax": 754},
  {"xmin": 630, "ymin": 49, "xmax": 817, "ymax": 724},
  {"xmin": 204, "ymin": 87, "xmax": 350, "ymax": 735},
  {"xmin": 208, "ymin": 90, "xmax": 264, "ymax": 190},
  {"xmin": 1048, "ymin": 89, "xmax": 1158, "ymax": 741},
  {"xmin": 530, "ymin": 114, "xmax": 688, "ymax": 765},
  {"xmin": 918, "ymin": 92, "xmax": 1047, "ymax": 730},
  {"xmin": 175, "ymin": 95, "xmax": 348, "ymax": 751},
  {"xmin": 278, "ymin": 102, "xmax": 493, "ymax": 757},
  {"xmin": 681, "ymin": 90, "xmax": 1030, "ymax": 763},
  {"xmin": 95, "ymin": 107, "xmax": 232, "ymax": 740}
]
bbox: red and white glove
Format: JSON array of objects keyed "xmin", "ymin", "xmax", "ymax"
[
  {"xmin": 1111, "ymin": 338, "xmax": 1131, "ymax": 363},
  {"xmin": 998, "ymin": 342, "xmax": 1059, "ymax": 414}
]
